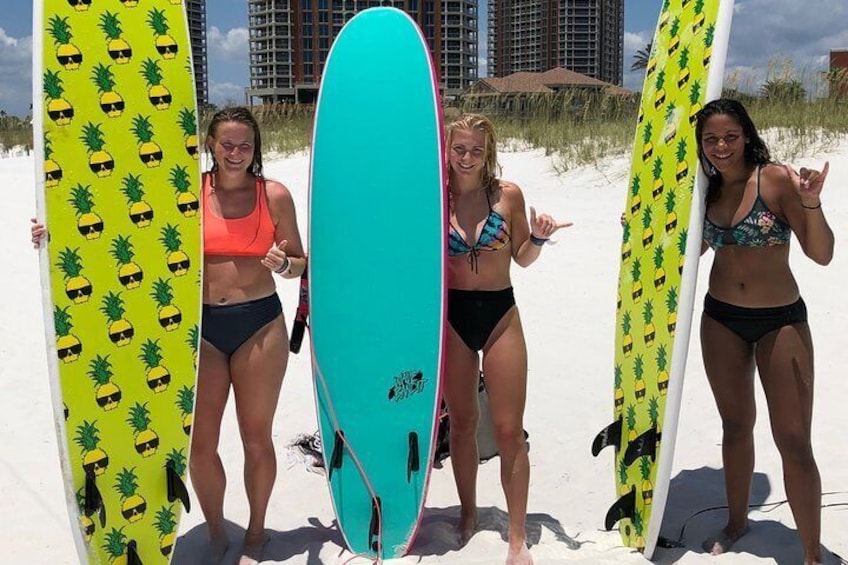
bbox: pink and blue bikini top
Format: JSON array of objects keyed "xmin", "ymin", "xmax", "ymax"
[
  {"xmin": 448, "ymin": 191, "xmax": 511, "ymax": 272},
  {"xmin": 703, "ymin": 166, "xmax": 791, "ymax": 250}
]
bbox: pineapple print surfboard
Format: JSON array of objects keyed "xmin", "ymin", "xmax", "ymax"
[
  {"xmin": 33, "ymin": 1, "xmax": 201, "ymax": 563},
  {"xmin": 591, "ymin": 0, "xmax": 734, "ymax": 558}
]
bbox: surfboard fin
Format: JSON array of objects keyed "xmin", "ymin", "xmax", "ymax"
[
  {"xmin": 623, "ymin": 426, "xmax": 659, "ymax": 466},
  {"xmin": 289, "ymin": 272, "xmax": 309, "ymax": 354},
  {"xmin": 84, "ymin": 468, "xmax": 106, "ymax": 528},
  {"xmin": 604, "ymin": 486, "xmax": 636, "ymax": 531},
  {"xmin": 166, "ymin": 460, "xmax": 191, "ymax": 512},
  {"xmin": 328, "ymin": 430, "xmax": 345, "ymax": 480},
  {"xmin": 407, "ymin": 431, "xmax": 420, "ymax": 482},
  {"xmin": 591, "ymin": 417, "xmax": 623, "ymax": 457},
  {"xmin": 126, "ymin": 540, "xmax": 143, "ymax": 565},
  {"xmin": 368, "ymin": 496, "xmax": 382, "ymax": 554}
]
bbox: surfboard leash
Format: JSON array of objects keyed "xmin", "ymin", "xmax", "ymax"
[{"xmin": 309, "ymin": 334, "xmax": 385, "ymax": 563}]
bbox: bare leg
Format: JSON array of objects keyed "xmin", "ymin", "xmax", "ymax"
[
  {"xmin": 190, "ymin": 340, "xmax": 232, "ymax": 558},
  {"xmin": 231, "ymin": 314, "xmax": 288, "ymax": 564},
  {"xmin": 756, "ymin": 323, "xmax": 821, "ymax": 564},
  {"xmin": 700, "ymin": 314, "xmax": 756, "ymax": 554},
  {"xmin": 481, "ymin": 308, "xmax": 533, "ymax": 565},
  {"xmin": 443, "ymin": 324, "xmax": 481, "ymax": 545}
]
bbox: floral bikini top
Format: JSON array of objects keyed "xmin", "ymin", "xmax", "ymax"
[
  {"xmin": 702, "ymin": 166, "xmax": 791, "ymax": 250},
  {"xmin": 448, "ymin": 191, "xmax": 511, "ymax": 272}
]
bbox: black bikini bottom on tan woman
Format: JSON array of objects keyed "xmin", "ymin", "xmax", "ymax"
[
  {"xmin": 202, "ymin": 293, "xmax": 282, "ymax": 356},
  {"xmin": 703, "ymin": 293, "xmax": 807, "ymax": 344},
  {"xmin": 448, "ymin": 287, "xmax": 515, "ymax": 351}
]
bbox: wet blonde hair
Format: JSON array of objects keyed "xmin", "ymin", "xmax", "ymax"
[{"xmin": 445, "ymin": 113, "xmax": 501, "ymax": 192}]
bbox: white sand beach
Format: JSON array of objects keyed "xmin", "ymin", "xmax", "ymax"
[{"xmin": 2, "ymin": 141, "xmax": 846, "ymax": 564}]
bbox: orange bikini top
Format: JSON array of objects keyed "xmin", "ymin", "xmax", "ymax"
[{"xmin": 202, "ymin": 173, "xmax": 277, "ymax": 257}]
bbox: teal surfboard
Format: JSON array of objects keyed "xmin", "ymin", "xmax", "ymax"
[{"xmin": 308, "ymin": 7, "xmax": 445, "ymax": 560}]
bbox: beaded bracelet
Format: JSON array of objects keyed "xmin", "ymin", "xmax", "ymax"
[
  {"xmin": 275, "ymin": 256, "xmax": 291, "ymax": 274},
  {"xmin": 529, "ymin": 234, "xmax": 549, "ymax": 246}
]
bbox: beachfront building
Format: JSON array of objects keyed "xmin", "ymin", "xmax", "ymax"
[
  {"xmin": 185, "ymin": 0, "xmax": 209, "ymax": 108},
  {"xmin": 830, "ymin": 49, "xmax": 848, "ymax": 100},
  {"xmin": 487, "ymin": 0, "xmax": 624, "ymax": 86},
  {"xmin": 246, "ymin": 0, "xmax": 478, "ymax": 105}
]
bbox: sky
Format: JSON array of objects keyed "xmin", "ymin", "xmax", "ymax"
[{"xmin": 2, "ymin": 0, "xmax": 847, "ymax": 117}]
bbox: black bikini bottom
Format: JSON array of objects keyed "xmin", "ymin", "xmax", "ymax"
[
  {"xmin": 202, "ymin": 293, "xmax": 282, "ymax": 356},
  {"xmin": 448, "ymin": 287, "xmax": 515, "ymax": 351},
  {"xmin": 703, "ymin": 293, "xmax": 807, "ymax": 344}
]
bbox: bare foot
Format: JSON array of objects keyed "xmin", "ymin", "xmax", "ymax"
[
  {"xmin": 239, "ymin": 531, "xmax": 268, "ymax": 565},
  {"xmin": 457, "ymin": 511, "xmax": 478, "ymax": 547},
  {"xmin": 702, "ymin": 524, "xmax": 750, "ymax": 555},
  {"xmin": 506, "ymin": 543, "xmax": 533, "ymax": 565},
  {"xmin": 208, "ymin": 535, "xmax": 229, "ymax": 564}
]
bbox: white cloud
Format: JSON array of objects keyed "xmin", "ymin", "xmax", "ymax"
[
  {"xmin": 207, "ymin": 26, "xmax": 249, "ymax": 62},
  {"xmin": 209, "ymin": 81, "xmax": 246, "ymax": 107},
  {"xmin": 623, "ymin": 31, "xmax": 652, "ymax": 91},
  {"xmin": 0, "ymin": 29, "xmax": 32, "ymax": 117}
]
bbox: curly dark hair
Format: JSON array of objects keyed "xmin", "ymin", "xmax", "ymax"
[{"xmin": 695, "ymin": 98, "xmax": 771, "ymax": 204}]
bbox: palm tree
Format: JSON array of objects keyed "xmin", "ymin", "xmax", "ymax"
[
  {"xmin": 759, "ymin": 78, "xmax": 806, "ymax": 102},
  {"xmin": 631, "ymin": 41, "xmax": 653, "ymax": 71}
]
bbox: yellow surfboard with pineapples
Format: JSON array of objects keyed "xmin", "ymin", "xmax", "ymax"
[
  {"xmin": 591, "ymin": 0, "xmax": 734, "ymax": 558},
  {"xmin": 33, "ymin": 1, "xmax": 201, "ymax": 563}
]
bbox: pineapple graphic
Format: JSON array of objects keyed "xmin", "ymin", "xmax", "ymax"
[
  {"xmin": 57, "ymin": 247, "xmax": 92, "ymax": 303},
  {"xmin": 688, "ymin": 80, "xmax": 704, "ymax": 126},
  {"xmin": 641, "ymin": 122, "xmax": 653, "ymax": 162},
  {"xmin": 111, "ymin": 235, "xmax": 144, "ymax": 290},
  {"xmin": 74, "ymin": 420, "xmax": 109, "ymax": 476},
  {"xmin": 634, "ymin": 356, "xmax": 646, "ymax": 404},
  {"xmin": 641, "ymin": 206, "xmax": 654, "ymax": 250},
  {"xmin": 649, "ymin": 396, "xmax": 662, "ymax": 449},
  {"xmin": 618, "ymin": 459, "xmax": 630, "ymax": 496},
  {"xmin": 131, "ymin": 114, "xmax": 164, "ymax": 166},
  {"xmin": 630, "ymin": 259, "xmax": 643, "ymax": 303},
  {"xmin": 99, "ymin": 11, "xmax": 133, "ymax": 65},
  {"xmin": 67, "ymin": 0, "xmax": 91, "ymax": 12},
  {"xmin": 114, "ymin": 467, "xmax": 147, "ymax": 523},
  {"xmin": 640, "ymin": 456, "xmax": 654, "ymax": 506},
  {"xmin": 120, "ymin": 0, "xmax": 140, "ymax": 7},
  {"xmin": 80, "ymin": 122, "xmax": 115, "ymax": 178},
  {"xmin": 128, "ymin": 402, "xmax": 159, "ymax": 457},
  {"xmin": 140, "ymin": 58, "xmax": 172, "ymax": 111},
  {"xmin": 665, "ymin": 188, "xmax": 678, "ymax": 235},
  {"xmin": 657, "ymin": 345, "xmax": 669, "ymax": 395},
  {"xmin": 154, "ymin": 505, "xmax": 178, "ymax": 556},
  {"xmin": 677, "ymin": 46, "xmax": 691, "ymax": 89},
  {"xmin": 643, "ymin": 301, "xmax": 655, "ymax": 347},
  {"xmin": 693, "ymin": 0, "xmax": 707, "ymax": 34},
  {"xmin": 91, "ymin": 63, "xmax": 124, "ymax": 118},
  {"xmin": 676, "ymin": 137, "xmax": 690, "ymax": 182},
  {"xmin": 140, "ymin": 339, "xmax": 171, "ymax": 393},
  {"xmin": 176, "ymin": 386, "xmax": 194, "ymax": 434},
  {"xmin": 76, "ymin": 490, "xmax": 95, "ymax": 541},
  {"xmin": 102, "ymin": 527, "xmax": 129, "ymax": 563},
  {"xmin": 617, "ymin": 289, "xmax": 622, "ymax": 311},
  {"xmin": 651, "ymin": 158, "xmax": 665, "ymax": 202},
  {"xmin": 101, "ymin": 291, "xmax": 134, "ymax": 347},
  {"xmin": 151, "ymin": 278, "xmax": 182, "ymax": 332},
  {"xmin": 662, "ymin": 103, "xmax": 679, "ymax": 145},
  {"xmin": 178, "ymin": 107, "xmax": 199, "ymax": 158},
  {"xmin": 703, "ymin": 24, "xmax": 715, "ymax": 67},
  {"xmin": 626, "ymin": 403, "xmax": 638, "ymax": 441},
  {"xmin": 653, "ymin": 247, "xmax": 665, "ymax": 291},
  {"xmin": 69, "ymin": 184, "xmax": 103, "ymax": 240},
  {"xmin": 43, "ymin": 133, "xmax": 63, "ymax": 187},
  {"xmin": 55, "ymin": 306, "xmax": 82, "ymax": 363},
  {"xmin": 622, "ymin": 310, "xmax": 633, "ymax": 357},
  {"xmin": 654, "ymin": 70, "xmax": 667, "ymax": 110},
  {"xmin": 630, "ymin": 174, "xmax": 642, "ymax": 215},
  {"xmin": 186, "ymin": 324, "xmax": 199, "ymax": 370},
  {"xmin": 43, "ymin": 70, "xmax": 74, "ymax": 126},
  {"xmin": 121, "ymin": 174, "xmax": 154, "ymax": 228},
  {"xmin": 47, "ymin": 16, "xmax": 82, "ymax": 71},
  {"xmin": 160, "ymin": 224, "xmax": 190, "ymax": 276},
  {"xmin": 170, "ymin": 165, "xmax": 199, "ymax": 216},
  {"xmin": 668, "ymin": 16, "xmax": 681, "ymax": 55},
  {"xmin": 88, "ymin": 355, "xmax": 122, "ymax": 411},
  {"xmin": 666, "ymin": 287, "xmax": 679, "ymax": 336},
  {"xmin": 614, "ymin": 364, "xmax": 624, "ymax": 417},
  {"xmin": 633, "ymin": 509, "xmax": 645, "ymax": 550},
  {"xmin": 677, "ymin": 229, "xmax": 688, "ymax": 275},
  {"xmin": 148, "ymin": 8, "xmax": 179, "ymax": 59}
]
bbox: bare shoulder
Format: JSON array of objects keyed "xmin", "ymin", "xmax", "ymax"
[
  {"xmin": 496, "ymin": 179, "xmax": 524, "ymax": 205},
  {"xmin": 264, "ymin": 177, "xmax": 294, "ymax": 204},
  {"xmin": 760, "ymin": 162, "xmax": 794, "ymax": 193}
]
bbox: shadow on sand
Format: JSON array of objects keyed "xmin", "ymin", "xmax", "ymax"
[
  {"xmin": 653, "ymin": 466, "xmax": 845, "ymax": 564},
  {"xmin": 171, "ymin": 517, "xmax": 344, "ymax": 565},
  {"xmin": 406, "ymin": 504, "xmax": 584, "ymax": 559}
]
